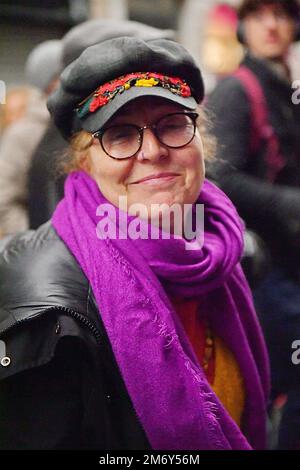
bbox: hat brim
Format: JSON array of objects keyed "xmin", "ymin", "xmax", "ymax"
[{"xmin": 79, "ymin": 86, "xmax": 198, "ymax": 133}]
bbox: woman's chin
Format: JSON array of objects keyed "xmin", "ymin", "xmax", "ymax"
[{"xmin": 128, "ymin": 195, "xmax": 183, "ymax": 213}]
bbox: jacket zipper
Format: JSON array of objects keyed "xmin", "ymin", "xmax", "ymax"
[
  {"xmin": 0, "ymin": 339, "xmax": 11, "ymax": 367},
  {"xmin": 0, "ymin": 306, "xmax": 146, "ymax": 430},
  {"xmin": 54, "ymin": 306, "xmax": 103, "ymax": 345},
  {"xmin": 0, "ymin": 306, "xmax": 103, "ymax": 366}
]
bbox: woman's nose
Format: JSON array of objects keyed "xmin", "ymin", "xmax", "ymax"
[{"xmin": 136, "ymin": 127, "xmax": 168, "ymax": 163}]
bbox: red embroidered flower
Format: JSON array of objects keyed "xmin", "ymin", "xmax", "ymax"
[
  {"xmin": 123, "ymin": 72, "xmax": 143, "ymax": 82},
  {"xmin": 89, "ymin": 95, "xmax": 109, "ymax": 112},
  {"xmin": 180, "ymin": 84, "xmax": 191, "ymax": 97},
  {"xmin": 110, "ymin": 78, "xmax": 127, "ymax": 88},
  {"xmin": 168, "ymin": 76, "xmax": 183, "ymax": 85},
  {"xmin": 99, "ymin": 82, "xmax": 118, "ymax": 93},
  {"xmin": 150, "ymin": 72, "xmax": 165, "ymax": 81},
  {"xmin": 79, "ymin": 72, "xmax": 193, "ymax": 116}
]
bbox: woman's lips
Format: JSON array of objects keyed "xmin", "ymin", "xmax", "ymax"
[{"xmin": 132, "ymin": 173, "xmax": 180, "ymax": 185}]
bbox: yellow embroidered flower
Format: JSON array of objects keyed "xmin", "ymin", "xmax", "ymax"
[
  {"xmin": 124, "ymin": 83, "xmax": 130, "ymax": 90},
  {"xmin": 135, "ymin": 78, "xmax": 159, "ymax": 87}
]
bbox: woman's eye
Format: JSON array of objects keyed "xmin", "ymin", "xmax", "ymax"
[
  {"xmin": 161, "ymin": 123, "xmax": 179, "ymax": 130},
  {"xmin": 114, "ymin": 129, "xmax": 130, "ymax": 139},
  {"xmin": 275, "ymin": 11, "xmax": 289, "ymax": 20},
  {"xmin": 107, "ymin": 127, "xmax": 136, "ymax": 142},
  {"xmin": 160, "ymin": 121, "xmax": 190, "ymax": 133},
  {"xmin": 113, "ymin": 132, "xmax": 129, "ymax": 141}
]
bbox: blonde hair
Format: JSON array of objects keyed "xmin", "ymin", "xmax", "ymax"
[
  {"xmin": 57, "ymin": 105, "xmax": 216, "ymax": 175},
  {"xmin": 0, "ymin": 86, "xmax": 31, "ymax": 132}
]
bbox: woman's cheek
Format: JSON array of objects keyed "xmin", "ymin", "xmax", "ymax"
[
  {"xmin": 185, "ymin": 153, "xmax": 205, "ymax": 202},
  {"xmin": 183, "ymin": 146, "xmax": 204, "ymax": 178}
]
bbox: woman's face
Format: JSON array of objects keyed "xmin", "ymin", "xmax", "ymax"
[{"xmin": 88, "ymin": 96, "xmax": 205, "ymax": 220}]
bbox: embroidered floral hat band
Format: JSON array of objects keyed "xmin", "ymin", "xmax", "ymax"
[
  {"xmin": 77, "ymin": 72, "xmax": 192, "ymax": 118},
  {"xmin": 75, "ymin": 70, "xmax": 196, "ymax": 132}
]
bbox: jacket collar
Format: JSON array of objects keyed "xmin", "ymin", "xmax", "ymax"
[{"xmin": 0, "ymin": 222, "xmax": 90, "ymax": 335}]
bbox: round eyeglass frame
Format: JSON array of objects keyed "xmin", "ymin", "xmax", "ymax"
[{"xmin": 92, "ymin": 112, "xmax": 199, "ymax": 160}]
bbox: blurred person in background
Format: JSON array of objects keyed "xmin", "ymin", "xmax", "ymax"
[
  {"xmin": 178, "ymin": 0, "xmax": 241, "ymax": 93},
  {"xmin": 27, "ymin": 19, "xmax": 175, "ymax": 230},
  {"xmin": 0, "ymin": 36, "xmax": 269, "ymax": 450},
  {"xmin": 0, "ymin": 86, "xmax": 32, "ymax": 136},
  {"xmin": 201, "ymin": 3, "xmax": 244, "ymax": 80},
  {"xmin": 0, "ymin": 40, "xmax": 63, "ymax": 239},
  {"xmin": 207, "ymin": 0, "xmax": 300, "ymax": 449}
]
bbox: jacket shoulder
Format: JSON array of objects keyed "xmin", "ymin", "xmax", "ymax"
[{"xmin": 0, "ymin": 222, "xmax": 89, "ymax": 331}]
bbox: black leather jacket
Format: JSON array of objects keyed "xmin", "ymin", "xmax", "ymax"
[{"xmin": 0, "ymin": 222, "xmax": 150, "ymax": 449}]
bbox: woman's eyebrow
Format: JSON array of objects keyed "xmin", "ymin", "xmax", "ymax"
[{"xmin": 109, "ymin": 108, "xmax": 183, "ymax": 125}]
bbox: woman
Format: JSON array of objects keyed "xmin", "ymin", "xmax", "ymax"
[{"xmin": 0, "ymin": 37, "xmax": 269, "ymax": 450}]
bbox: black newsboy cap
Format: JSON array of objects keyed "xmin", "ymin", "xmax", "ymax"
[{"xmin": 47, "ymin": 36, "xmax": 205, "ymax": 140}]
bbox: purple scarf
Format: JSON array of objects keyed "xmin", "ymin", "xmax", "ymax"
[{"xmin": 52, "ymin": 171, "xmax": 270, "ymax": 450}]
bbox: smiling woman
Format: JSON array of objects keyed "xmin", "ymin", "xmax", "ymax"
[
  {"xmin": 0, "ymin": 36, "xmax": 269, "ymax": 450},
  {"xmin": 59, "ymin": 99, "xmax": 207, "ymax": 218}
]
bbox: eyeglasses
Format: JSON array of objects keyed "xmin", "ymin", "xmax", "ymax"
[{"xmin": 92, "ymin": 112, "xmax": 199, "ymax": 160}]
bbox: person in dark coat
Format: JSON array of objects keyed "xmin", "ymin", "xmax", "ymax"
[
  {"xmin": 0, "ymin": 37, "xmax": 269, "ymax": 450},
  {"xmin": 207, "ymin": 0, "xmax": 300, "ymax": 449}
]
